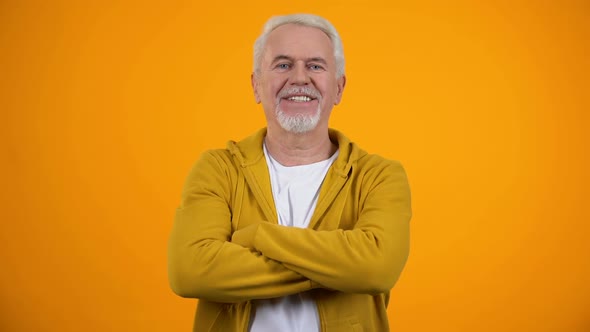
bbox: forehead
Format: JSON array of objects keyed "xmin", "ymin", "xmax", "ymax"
[{"xmin": 263, "ymin": 24, "xmax": 334, "ymax": 62}]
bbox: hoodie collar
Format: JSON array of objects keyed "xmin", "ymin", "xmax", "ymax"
[{"xmin": 226, "ymin": 128, "xmax": 366, "ymax": 176}]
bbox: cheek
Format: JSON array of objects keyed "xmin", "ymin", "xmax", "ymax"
[
  {"xmin": 261, "ymin": 82, "xmax": 280, "ymax": 98},
  {"xmin": 320, "ymin": 84, "xmax": 338, "ymax": 101},
  {"xmin": 260, "ymin": 85, "xmax": 280, "ymax": 108}
]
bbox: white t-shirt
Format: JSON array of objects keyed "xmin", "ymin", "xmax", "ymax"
[{"xmin": 249, "ymin": 144, "xmax": 339, "ymax": 332}]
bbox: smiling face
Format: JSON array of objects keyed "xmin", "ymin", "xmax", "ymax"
[{"xmin": 252, "ymin": 24, "xmax": 346, "ymax": 134}]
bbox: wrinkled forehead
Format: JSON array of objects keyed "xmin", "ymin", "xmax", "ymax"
[{"xmin": 262, "ymin": 24, "xmax": 335, "ymax": 62}]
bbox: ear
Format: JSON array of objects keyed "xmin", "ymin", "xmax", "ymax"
[
  {"xmin": 251, "ymin": 73, "xmax": 261, "ymax": 104},
  {"xmin": 334, "ymin": 74, "xmax": 346, "ymax": 105}
]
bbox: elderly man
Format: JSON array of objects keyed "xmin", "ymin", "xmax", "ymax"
[{"xmin": 168, "ymin": 13, "xmax": 411, "ymax": 331}]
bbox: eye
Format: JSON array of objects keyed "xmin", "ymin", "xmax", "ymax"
[
  {"xmin": 276, "ymin": 63, "xmax": 291, "ymax": 70},
  {"xmin": 309, "ymin": 64, "xmax": 324, "ymax": 71}
]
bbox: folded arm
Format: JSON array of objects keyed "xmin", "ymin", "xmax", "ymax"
[
  {"xmin": 167, "ymin": 152, "xmax": 314, "ymax": 303},
  {"xmin": 233, "ymin": 161, "xmax": 411, "ymax": 295}
]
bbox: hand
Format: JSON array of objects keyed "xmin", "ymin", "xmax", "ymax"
[{"xmin": 231, "ymin": 223, "xmax": 260, "ymax": 250}]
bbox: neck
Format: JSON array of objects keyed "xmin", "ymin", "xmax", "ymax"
[{"xmin": 265, "ymin": 126, "xmax": 337, "ymax": 166}]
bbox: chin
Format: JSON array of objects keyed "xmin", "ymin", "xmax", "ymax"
[{"xmin": 276, "ymin": 106, "xmax": 321, "ymax": 134}]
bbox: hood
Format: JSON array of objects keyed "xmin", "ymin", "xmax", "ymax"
[{"xmin": 226, "ymin": 128, "xmax": 367, "ymax": 177}]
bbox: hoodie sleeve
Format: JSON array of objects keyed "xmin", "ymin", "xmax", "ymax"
[
  {"xmin": 167, "ymin": 151, "xmax": 314, "ymax": 303},
  {"xmin": 247, "ymin": 160, "xmax": 411, "ymax": 295}
]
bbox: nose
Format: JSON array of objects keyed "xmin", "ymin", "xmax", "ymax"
[{"xmin": 290, "ymin": 62, "xmax": 310, "ymax": 85}]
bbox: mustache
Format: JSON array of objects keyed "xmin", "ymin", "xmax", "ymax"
[{"xmin": 277, "ymin": 86, "xmax": 321, "ymax": 100}]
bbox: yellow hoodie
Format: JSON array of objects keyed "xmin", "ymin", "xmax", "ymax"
[{"xmin": 168, "ymin": 128, "xmax": 411, "ymax": 331}]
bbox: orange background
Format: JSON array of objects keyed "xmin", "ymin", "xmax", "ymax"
[{"xmin": 1, "ymin": 1, "xmax": 589, "ymax": 331}]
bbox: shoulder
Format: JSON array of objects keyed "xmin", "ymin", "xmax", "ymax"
[
  {"xmin": 352, "ymin": 153, "xmax": 411, "ymax": 212},
  {"xmin": 354, "ymin": 150, "xmax": 407, "ymax": 177},
  {"xmin": 186, "ymin": 149, "xmax": 236, "ymax": 176},
  {"xmin": 185, "ymin": 149, "xmax": 237, "ymax": 191},
  {"xmin": 351, "ymin": 151, "xmax": 410, "ymax": 196},
  {"xmin": 184, "ymin": 128, "xmax": 265, "ymax": 182}
]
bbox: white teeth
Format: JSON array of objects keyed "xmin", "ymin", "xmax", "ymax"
[{"xmin": 287, "ymin": 96, "xmax": 312, "ymax": 102}]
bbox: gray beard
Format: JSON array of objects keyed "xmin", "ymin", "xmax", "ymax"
[{"xmin": 275, "ymin": 103, "xmax": 321, "ymax": 134}]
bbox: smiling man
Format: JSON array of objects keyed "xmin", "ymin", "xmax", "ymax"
[{"xmin": 168, "ymin": 14, "xmax": 412, "ymax": 332}]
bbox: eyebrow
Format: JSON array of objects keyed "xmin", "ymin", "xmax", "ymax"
[{"xmin": 271, "ymin": 55, "xmax": 328, "ymax": 65}]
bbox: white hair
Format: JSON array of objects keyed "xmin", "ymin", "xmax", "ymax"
[{"xmin": 253, "ymin": 14, "xmax": 345, "ymax": 78}]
